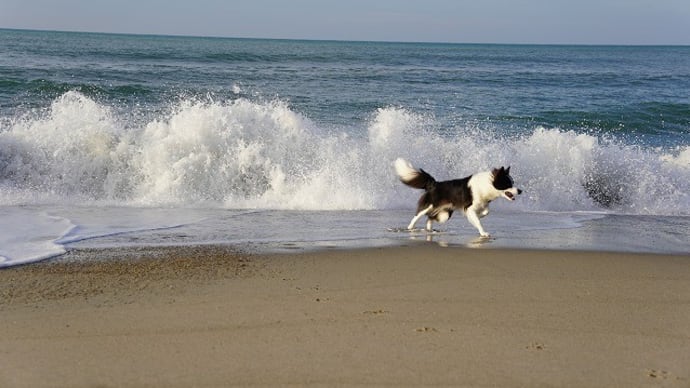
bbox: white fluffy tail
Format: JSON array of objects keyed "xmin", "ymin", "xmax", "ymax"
[
  {"xmin": 394, "ymin": 158, "xmax": 436, "ymax": 190},
  {"xmin": 394, "ymin": 158, "xmax": 418, "ymax": 181}
]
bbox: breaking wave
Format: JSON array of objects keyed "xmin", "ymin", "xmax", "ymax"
[{"xmin": 1, "ymin": 91, "xmax": 688, "ymax": 215}]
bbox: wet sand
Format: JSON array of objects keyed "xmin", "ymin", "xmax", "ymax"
[{"xmin": 1, "ymin": 245, "xmax": 689, "ymax": 387}]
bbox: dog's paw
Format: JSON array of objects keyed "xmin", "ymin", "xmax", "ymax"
[{"xmin": 479, "ymin": 232, "xmax": 491, "ymax": 238}]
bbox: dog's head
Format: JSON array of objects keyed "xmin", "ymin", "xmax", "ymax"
[{"xmin": 492, "ymin": 166, "xmax": 522, "ymax": 201}]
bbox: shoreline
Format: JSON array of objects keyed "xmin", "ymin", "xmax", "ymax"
[
  {"xmin": 2, "ymin": 245, "xmax": 689, "ymax": 387},
  {"xmin": 3, "ymin": 208, "xmax": 690, "ymax": 269}
]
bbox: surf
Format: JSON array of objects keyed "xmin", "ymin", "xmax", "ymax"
[{"xmin": 0, "ymin": 91, "xmax": 689, "ymax": 216}]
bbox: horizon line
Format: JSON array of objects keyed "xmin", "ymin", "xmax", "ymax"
[{"xmin": 2, "ymin": 27, "xmax": 689, "ymax": 47}]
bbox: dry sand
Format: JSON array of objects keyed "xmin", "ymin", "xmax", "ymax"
[{"xmin": 1, "ymin": 245, "xmax": 689, "ymax": 387}]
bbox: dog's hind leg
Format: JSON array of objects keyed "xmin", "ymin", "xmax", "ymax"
[
  {"xmin": 408, "ymin": 205, "xmax": 433, "ymax": 230},
  {"xmin": 426, "ymin": 210, "xmax": 450, "ymax": 232}
]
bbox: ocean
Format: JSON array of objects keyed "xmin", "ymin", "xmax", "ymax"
[{"xmin": 1, "ymin": 29, "xmax": 689, "ymax": 266}]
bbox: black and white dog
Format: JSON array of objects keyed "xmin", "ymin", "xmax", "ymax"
[{"xmin": 395, "ymin": 158, "xmax": 522, "ymax": 237}]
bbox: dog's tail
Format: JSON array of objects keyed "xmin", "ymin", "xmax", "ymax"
[{"xmin": 394, "ymin": 158, "xmax": 436, "ymax": 191}]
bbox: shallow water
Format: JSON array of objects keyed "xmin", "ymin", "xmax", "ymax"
[{"xmin": 2, "ymin": 205, "xmax": 687, "ymax": 267}]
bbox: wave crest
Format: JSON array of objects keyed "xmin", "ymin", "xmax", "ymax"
[{"xmin": 1, "ymin": 92, "xmax": 688, "ymax": 215}]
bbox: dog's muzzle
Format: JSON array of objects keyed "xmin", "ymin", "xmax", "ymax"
[{"xmin": 505, "ymin": 188, "xmax": 522, "ymax": 200}]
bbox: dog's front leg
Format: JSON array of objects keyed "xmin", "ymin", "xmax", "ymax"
[{"xmin": 466, "ymin": 208, "xmax": 490, "ymax": 237}]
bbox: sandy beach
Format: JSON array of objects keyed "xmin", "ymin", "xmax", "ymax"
[{"xmin": 1, "ymin": 245, "xmax": 689, "ymax": 387}]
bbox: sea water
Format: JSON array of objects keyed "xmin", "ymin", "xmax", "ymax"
[{"xmin": 1, "ymin": 30, "xmax": 689, "ymax": 266}]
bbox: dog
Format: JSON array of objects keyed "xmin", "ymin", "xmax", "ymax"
[{"xmin": 394, "ymin": 158, "xmax": 522, "ymax": 237}]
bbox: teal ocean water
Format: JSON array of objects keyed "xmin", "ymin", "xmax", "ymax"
[{"xmin": 1, "ymin": 29, "xmax": 689, "ymax": 265}]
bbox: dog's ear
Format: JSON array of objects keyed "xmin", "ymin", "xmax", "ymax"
[{"xmin": 505, "ymin": 166, "xmax": 511, "ymax": 174}]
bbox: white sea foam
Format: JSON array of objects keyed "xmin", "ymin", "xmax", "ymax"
[
  {"xmin": 0, "ymin": 207, "xmax": 73, "ymax": 267},
  {"xmin": 1, "ymin": 91, "xmax": 689, "ymax": 215}
]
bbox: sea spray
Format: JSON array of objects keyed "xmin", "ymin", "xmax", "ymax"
[
  {"xmin": 0, "ymin": 92, "xmax": 125, "ymax": 200},
  {"xmin": 1, "ymin": 92, "xmax": 689, "ymax": 215}
]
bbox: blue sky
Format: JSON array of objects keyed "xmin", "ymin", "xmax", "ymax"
[{"xmin": 1, "ymin": 0, "xmax": 689, "ymax": 44}]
